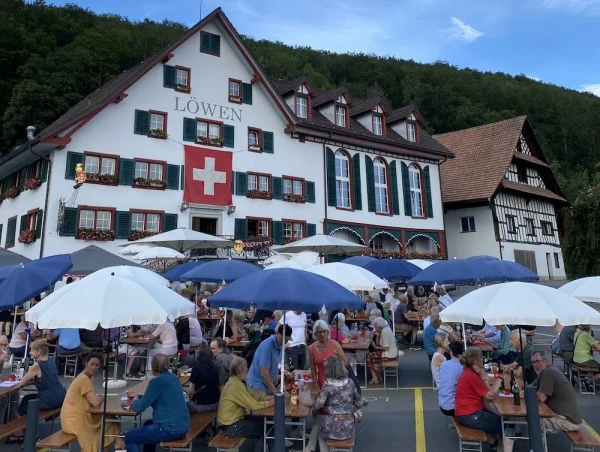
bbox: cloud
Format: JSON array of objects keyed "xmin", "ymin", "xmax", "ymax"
[
  {"xmin": 525, "ymin": 74, "xmax": 541, "ymax": 81},
  {"xmin": 540, "ymin": 0, "xmax": 600, "ymax": 15},
  {"xmin": 581, "ymin": 84, "xmax": 600, "ymax": 96},
  {"xmin": 447, "ymin": 17, "xmax": 484, "ymax": 42}
]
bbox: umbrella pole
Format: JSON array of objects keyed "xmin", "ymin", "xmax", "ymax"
[
  {"xmin": 99, "ymin": 330, "xmax": 110, "ymax": 452},
  {"xmin": 280, "ymin": 311, "xmax": 286, "ymax": 393},
  {"xmin": 223, "ymin": 309, "xmax": 227, "ymax": 340},
  {"xmin": 462, "ymin": 323, "xmax": 467, "ymax": 349}
]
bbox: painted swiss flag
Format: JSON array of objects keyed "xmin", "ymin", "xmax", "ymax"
[{"xmin": 184, "ymin": 145, "xmax": 232, "ymax": 206}]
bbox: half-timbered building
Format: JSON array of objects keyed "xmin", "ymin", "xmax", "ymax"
[{"xmin": 435, "ymin": 116, "xmax": 568, "ymax": 279}]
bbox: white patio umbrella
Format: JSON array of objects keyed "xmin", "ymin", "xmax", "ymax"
[
  {"xmin": 406, "ymin": 259, "xmax": 434, "ymax": 270},
  {"xmin": 118, "ymin": 243, "xmax": 158, "ymax": 256},
  {"xmin": 264, "ymin": 260, "xmax": 310, "ymax": 270},
  {"xmin": 290, "ymin": 250, "xmax": 320, "ymax": 267},
  {"xmin": 559, "ymin": 277, "xmax": 600, "ymax": 303},
  {"xmin": 133, "ymin": 247, "xmax": 186, "ymax": 261},
  {"xmin": 440, "ymin": 282, "xmax": 600, "ymax": 326},
  {"xmin": 86, "ymin": 265, "xmax": 169, "ymax": 287},
  {"xmin": 263, "ymin": 253, "xmax": 293, "ymax": 266},
  {"xmin": 122, "ymin": 228, "xmax": 233, "ymax": 252},
  {"xmin": 307, "ymin": 263, "xmax": 387, "ymax": 291},
  {"xmin": 273, "ymin": 234, "xmax": 367, "ymax": 254}
]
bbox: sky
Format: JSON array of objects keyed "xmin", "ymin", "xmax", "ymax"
[{"xmin": 48, "ymin": 0, "xmax": 600, "ymax": 96}]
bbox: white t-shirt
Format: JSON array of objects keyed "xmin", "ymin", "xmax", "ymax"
[
  {"xmin": 188, "ymin": 317, "xmax": 204, "ymax": 347},
  {"xmin": 279, "ymin": 311, "xmax": 307, "ymax": 347},
  {"xmin": 9, "ymin": 322, "xmax": 27, "ymax": 348},
  {"xmin": 385, "ymin": 292, "xmax": 394, "ymax": 304},
  {"xmin": 439, "ymin": 294, "xmax": 453, "ymax": 309},
  {"xmin": 152, "ymin": 322, "xmax": 178, "ymax": 348}
]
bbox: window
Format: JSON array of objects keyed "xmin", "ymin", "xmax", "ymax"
[
  {"xmin": 335, "ymin": 105, "xmax": 347, "ymax": 127},
  {"xmin": 150, "ymin": 112, "xmax": 165, "ymax": 132},
  {"xmin": 373, "ymin": 114, "xmax": 383, "ymax": 135},
  {"xmin": 283, "ymin": 221, "xmax": 304, "ymax": 241},
  {"xmin": 27, "ymin": 209, "xmax": 39, "ymax": 231},
  {"xmin": 12, "ymin": 172, "xmax": 21, "ymax": 188},
  {"xmin": 247, "ymin": 218, "xmax": 271, "ymax": 238},
  {"xmin": 248, "ymin": 128, "xmax": 261, "ymax": 150},
  {"xmin": 200, "ymin": 31, "xmax": 220, "ymax": 56},
  {"xmin": 553, "ymin": 253, "xmax": 560, "ymax": 269},
  {"xmin": 517, "ymin": 165, "xmax": 527, "ymax": 184},
  {"xmin": 228, "ymin": 78, "xmax": 242, "ymax": 103},
  {"xmin": 460, "ymin": 216, "xmax": 476, "ymax": 233},
  {"xmin": 541, "ymin": 221, "xmax": 553, "ymax": 236},
  {"xmin": 296, "ymin": 95, "xmax": 308, "ymax": 118},
  {"xmin": 506, "ymin": 215, "xmax": 517, "ymax": 234},
  {"xmin": 247, "ymin": 174, "xmax": 270, "ymax": 192},
  {"xmin": 335, "ymin": 151, "xmax": 351, "ymax": 208},
  {"xmin": 283, "ymin": 178, "xmax": 303, "ymax": 195},
  {"xmin": 370, "ymin": 235, "xmax": 383, "ymax": 251},
  {"xmin": 79, "ymin": 209, "xmax": 112, "ymax": 231},
  {"xmin": 408, "ymin": 164, "xmax": 423, "ymax": 217},
  {"xmin": 84, "ymin": 153, "xmax": 118, "ymax": 183},
  {"xmin": 134, "ymin": 160, "xmax": 164, "ymax": 180},
  {"xmin": 176, "ymin": 67, "xmax": 190, "ymax": 91},
  {"xmin": 373, "ymin": 158, "xmax": 389, "ymax": 214},
  {"xmin": 31, "ymin": 161, "xmax": 42, "ymax": 179},
  {"xmin": 196, "ymin": 119, "xmax": 222, "ymax": 144},
  {"xmin": 525, "ymin": 218, "xmax": 535, "ymax": 236},
  {"xmin": 407, "ymin": 123, "xmax": 416, "ymax": 142},
  {"xmin": 131, "ymin": 211, "xmax": 161, "ymax": 233}
]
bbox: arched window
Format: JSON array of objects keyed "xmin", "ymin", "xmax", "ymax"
[
  {"xmin": 409, "ymin": 163, "xmax": 423, "ymax": 216},
  {"xmin": 335, "ymin": 151, "xmax": 351, "ymax": 208},
  {"xmin": 373, "ymin": 158, "xmax": 389, "ymax": 214}
]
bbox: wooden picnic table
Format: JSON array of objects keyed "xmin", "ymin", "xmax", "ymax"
[
  {"xmin": 345, "ymin": 315, "xmax": 369, "ymax": 323},
  {"xmin": 254, "ymin": 397, "xmax": 311, "ymax": 451},
  {"xmin": 0, "ymin": 377, "xmax": 20, "ymax": 397},
  {"xmin": 341, "ymin": 333, "xmax": 372, "ymax": 351}
]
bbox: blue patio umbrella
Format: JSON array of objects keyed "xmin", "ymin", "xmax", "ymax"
[
  {"xmin": 481, "ymin": 260, "xmax": 539, "ymax": 282},
  {"xmin": 162, "ymin": 261, "xmax": 206, "ymax": 281},
  {"xmin": 364, "ymin": 258, "xmax": 421, "ymax": 281},
  {"xmin": 0, "ymin": 265, "xmax": 18, "ymax": 282},
  {"xmin": 340, "ymin": 256, "xmax": 377, "ymax": 267},
  {"xmin": 409, "ymin": 259, "xmax": 481, "ymax": 286},
  {"xmin": 180, "ymin": 259, "xmax": 260, "ymax": 283},
  {"xmin": 465, "ymin": 255, "xmax": 499, "ymax": 263}
]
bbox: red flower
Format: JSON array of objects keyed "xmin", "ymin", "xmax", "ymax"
[{"xmin": 18, "ymin": 229, "xmax": 36, "ymax": 244}]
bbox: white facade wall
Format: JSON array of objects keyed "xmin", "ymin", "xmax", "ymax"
[
  {"xmin": 444, "ymin": 206, "xmax": 500, "ymax": 259},
  {"xmin": 500, "ymin": 242, "xmax": 565, "ymax": 280}
]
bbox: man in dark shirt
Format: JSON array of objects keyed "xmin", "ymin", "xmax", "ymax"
[
  {"xmin": 502, "ymin": 330, "xmax": 537, "ymax": 385},
  {"xmin": 559, "ymin": 326, "xmax": 576, "ymax": 363}
]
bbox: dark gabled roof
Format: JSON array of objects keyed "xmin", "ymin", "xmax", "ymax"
[
  {"xmin": 387, "ymin": 104, "xmax": 423, "ymax": 124},
  {"xmin": 312, "ymin": 87, "xmax": 354, "ymax": 108},
  {"xmin": 349, "ymin": 97, "xmax": 391, "ymax": 117},
  {"xmin": 501, "ymin": 179, "xmax": 567, "ymax": 203},
  {"xmin": 269, "ymin": 75, "xmax": 316, "ymax": 97}
]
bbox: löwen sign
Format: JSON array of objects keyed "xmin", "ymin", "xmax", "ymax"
[{"xmin": 174, "ymin": 96, "xmax": 243, "ymax": 122}]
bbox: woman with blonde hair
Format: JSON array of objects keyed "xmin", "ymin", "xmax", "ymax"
[{"xmin": 431, "ymin": 333, "xmax": 449, "ymax": 388}]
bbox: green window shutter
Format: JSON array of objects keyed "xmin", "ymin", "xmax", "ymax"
[
  {"xmin": 401, "ymin": 162, "xmax": 411, "ymax": 216},
  {"xmin": 35, "ymin": 209, "xmax": 43, "ymax": 239},
  {"xmin": 272, "ymin": 221, "xmax": 283, "ymax": 245},
  {"xmin": 134, "ymin": 110, "xmax": 150, "ymax": 136},
  {"xmin": 365, "ymin": 155, "xmax": 376, "ymax": 212},
  {"xmin": 326, "ymin": 147, "xmax": 336, "ymax": 207},
  {"xmin": 6, "ymin": 218, "xmax": 16, "ymax": 247},
  {"xmin": 390, "ymin": 161, "xmax": 400, "ymax": 216},
  {"xmin": 223, "ymin": 125, "xmax": 235, "ymax": 148},
  {"xmin": 307, "ymin": 223, "xmax": 317, "ymax": 237},
  {"xmin": 119, "ymin": 158, "xmax": 135, "ymax": 186},
  {"xmin": 306, "ymin": 181, "xmax": 316, "ymax": 203},
  {"xmin": 183, "ymin": 118, "xmax": 197, "ymax": 142},
  {"xmin": 24, "ymin": 164, "xmax": 32, "ymax": 181},
  {"xmin": 2, "ymin": 176, "xmax": 11, "ymax": 194},
  {"xmin": 242, "ymin": 83, "xmax": 252, "ymax": 105},
  {"xmin": 163, "ymin": 64, "xmax": 176, "ymax": 88},
  {"xmin": 201, "ymin": 32, "xmax": 211, "ymax": 53},
  {"xmin": 211, "ymin": 34, "xmax": 220, "ymax": 55},
  {"xmin": 40, "ymin": 159, "xmax": 49, "ymax": 182},
  {"xmin": 0, "ymin": 224, "xmax": 3, "ymax": 244},
  {"xmin": 234, "ymin": 218, "xmax": 247, "ymax": 240},
  {"xmin": 262, "ymin": 131, "xmax": 274, "ymax": 154},
  {"xmin": 231, "ymin": 171, "xmax": 235, "ymax": 194},
  {"xmin": 166, "ymin": 164, "xmax": 180, "ymax": 190},
  {"xmin": 352, "ymin": 153, "xmax": 362, "ymax": 210},
  {"xmin": 115, "ymin": 211, "xmax": 131, "ymax": 240},
  {"xmin": 19, "ymin": 215, "xmax": 27, "ymax": 233},
  {"xmin": 65, "ymin": 151, "xmax": 84, "ymax": 180},
  {"xmin": 424, "ymin": 166, "xmax": 434, "ymax": 218},
  {"xmin": 59, "ymin": 207, "xmax": 78, "ymax": 237},
  {"xmin": 272, "ymin": 177, "xmax": 282, "ymax": 200},
  {"xmin": 181, "ymin": 165, "xmax": 185, "ymax": 190},
  {"xmin": 163, "ymin": 213, "xmax": 179, "ymax": 232},
  {"xmin": 235, "ymin": 172, "xmax": 247, "ymax": 196},
  {"xmin": 201, "ymin": 32, "xmax": 220, "ymax": 55}
]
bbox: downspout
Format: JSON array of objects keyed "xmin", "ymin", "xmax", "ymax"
[
  {"xmin": 322, "ymin": 141, "xmax": 329, "ymax": 234},
  {"xmin": 28, "ymin": 141, "xmax": 52, "ymax": 259},
  {"xmin": 437, "ymin": 156, "xmax": 448, "ymax": 258},
  {"xmin": 489, "ymin": 197, "xmax": 503, "ymax": 259}
]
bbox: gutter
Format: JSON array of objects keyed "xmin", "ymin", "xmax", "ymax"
[
  {"xmin": 322, "ymin": 142, "xmax": 328, "ymax": 235},
  {"xmin": 437, "ymin": 155, "xmax": 449, "ymax": 258},
  {"xmin": 27, "ymin": 140, "xmax": 51, "ymax": 259}
]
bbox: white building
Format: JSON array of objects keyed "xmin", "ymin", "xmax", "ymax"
[
  {"xmin": 435, "ymin": 116, "xmax": 568, "ymax": 280},
  {"xmin": 0, "ymin": 8, "xmax": 452, "ymax": 262}
]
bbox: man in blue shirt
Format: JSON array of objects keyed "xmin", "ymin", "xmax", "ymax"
[
  {"xmin": 53, "ymin": 328, "xmax": 90, "ymax": 373},
  {"xmin": 423, "ymin": 313, "xmax": 442, "ymax": 360},
  {"xmin": 126, "ymin": 354, "xmax": 189, "ymax": 452},
  {"xmin": 247, "ymin": 324, "xmax": 292, "ymax": 395}
]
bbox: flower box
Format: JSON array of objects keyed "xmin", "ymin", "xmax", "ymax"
[
  {"xmin": 244, "ymin": 236, "xmax": 273, "ymax": 248},
  {"xmin": 229, "ymin": 95, "xmax": 242, "ymax": 102},
  {"xmin": 129, "ymin": 230, "xmax": 158, "ymax": 241},
  {"xmin": 284, "ymin": 237, "xmax": 300, "ymax": 244},
  {"xmin": 209, "ymin": 138, "xmax": 223, "ymax": 146},
  {"xmin": 5, "ymin": 186, "xmax": 22, "ymax": 199},
  {"xmin": 149, "ymin": 129, "xmax": 168, "ymax": 139},
  {"xmin": 246, "ymin": 189, "xmax": 272, "ymax": 200},
  {"xmin": 176, "ymin": 83, "xmax": 190, "ymax": 91},
  {"xmin": 24, "ymin": 178, "xmax": 42, "ymax": 191},
  {"xmin": 18, "ymin": 229, "xmax": 36, "ymax": 244},
  {"xmin": 134, "ymin": 178, "xmax": 167, "ymax": 189},
  {"xmin": 249, "ymin": 145, "xmax": 262, "ymax": 152},
  {"xmin": 76, "ymin": 228, "xmax": 115, "ymax": 241},
  {"xmin": 86, "ymin": 173, "xmax": 118, "ymax": 186},
  {"xmin": 283, "ymin": 193, "xmax": 306, "ymax": 203}
]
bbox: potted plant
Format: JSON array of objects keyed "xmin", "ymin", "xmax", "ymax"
[
  {"xmin": 197, "ymin": 136, "xmax": 209, "ymax": 144},
  {"xmin": 229, "ymin": 95, "xmax": 242, "ymax": 102},
  {"xmin": 18, "ymin": 229, "xmax": 36, "ymax": 244},
  {"xmin": 134, "ymin": 178, "xmax": 167, "ymax": 188},
  {"xmin": 25, "ymin": 178, "xmax": 42, "ymax": 191},
  {"xmin": 246, "ymin": 189, "xmax": 272, "ymax": 200},
  {"xmin": 5, "ymin": 186, "xmax": 22, "ymax": 199},
  {"xmin": 176, "ymin": 83, "xmax": 189, "ymax": 91},
  {"xmin": 283, "ymin": 193, "xmax": 305, "ymax": 203},
  {"xmin": 149, "ymin": 129, "xmax": 168, "ymax": 139},
  {"xmin": 129, "ymin": 229, "xmax": 158, "ymax": 241},
  {"xmin": 209, "ymin": 137, "xmax": 223, "ymax": 146},
  {"xmin": 284, "ymin": 237, "xmax": 298, "ymax": 244},
  {"xmin": 76, "ymin": 228, "xmax": 116, "ymax": 241}
]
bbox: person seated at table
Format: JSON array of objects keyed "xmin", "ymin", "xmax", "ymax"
[
  {"xmin": 573, "ymin": 325, "xmax": 600, "ymax": 381},
  {"xmin": 8, "ymin": 340, "xmax": 66, "ymax": 443},
  {"xmin": 424, "ymin": 314, "xmax": 442, "ymax": 360},
  {"xmin": 455, "ymin": 348, "xmax": 502, "ymax": 451},
  {"xmin": 217, "ymin": 357, "xmax": 274, "ymax": 452},
  {"xmin": 244, "ymin": 308, "xmax": 254, "ymax": 326},
  {"xmin": 122, "ymin": 325, "xmax": 149, "ymax": 379},
  {"xmin": 434, "ymin": 284, "xmax": 453, "ymax": 308},
  {"xmin": 308, "ymin": 320, "xmax": 349, "ymax": 395},
  {"xmin": 79, "ymin": 325, "xmax": 105, "ymax": 350},
  {"xmin": 188, "ymin": 314, "xmax": 204, "ymax": 348},
  {"xmin": 437, "ymin": 322, "xmax": 461, "ymax": 343},
  {"xmin": 501, "ymin": 330, "xmax": 537, "ymax": 385},
  {"xmin": 216, "ymin": 311, "xmax": 244, "ymax": 344},
  {"xmin": 187, "ymin": 344, "xmax": 220, "ymax": 414},
  {"xmin": 438, "ymin": 341, "xmax": 464, "ymax": 416},
  {"xmin": 427, "ymin": 293, "xmax": 440, "ymax": 311},
  {"xmin": 395, "ymin": 294, "xmax": 419, "ymax": 348},
  {"xmin": 306, "ymin": 356, "xmax": 363, "ymax": 452},
  {"xmin": 490, "ymin": 324, "xmax": 516, "ymax": 364},
  {"xmin": 125, "ymin": 354, "xmax": 189, "ymax": 452},
  {"xmin": 8, "ymin": 317, "xmax": 28, "ymax": 357},
  {"xmin": 61, "ymin": 352, "xmax": 124, "ymax": 452},
  {"xmin": 475, "ymin": 323, "xmax": 501, "ymax": 348},
  {"xmin": 330, "ymin": 313, "xmax": 349, "ymax": 343},
  {"xmin": 242, "ymin": 328, "xmax": 276, "ymax": 368},
  {"xmin": 210, "ymin": 337, "xmax": 234, "ymax": 389},
  {"xmin": 559, "ymin": 324, "xmax": 577, "ymax": 364},
  {"xmin": 423, "ymin": 306, "xmax": 439, "ymax": 330},
  {"xmin": 247, "ymin": 325, "xmax": 292, "ymax": 396},
  {"xmin": 269, "ymin": 310, "xmax": 283, "ymax": 330},
  {"xmin": 367, "ymin": 317, "xmax": 398, "ymax": 385},
  {"xmin": 175, "ymin": 315, "xmax": 191, "ymax": 351},
  {"xmin": 364, "ymin": 295, "xmax": 378, "ymax": 316},
  {"xmin": 431, "ymin": 333, "xmax": 450, "ymax": 388},
  {"xmin": 0, "ymin": 339, "xmax": 19, "ymax": 427},
  {"xmin": 147, "ymin": 320, "xmax": 178, "ymax": 372},
  {"xmin": 52, "ymin": 327, "xmax": 92, "ymax": 372},
  {"xmin": 368, "ymin": 308, "xmax": 382, "ymax": 328}
]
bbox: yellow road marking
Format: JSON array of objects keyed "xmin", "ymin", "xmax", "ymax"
[
  {"xmin": 415, "ymin": 388, "xmax": 426, "ymax": 452},
  {"xmin": 37, "ymin": 449, "xmax": 49, "ymax": 452},
  {"xmin": 583, "ymin": 420, "xmax": 600, "ymax": 442},
  {"xmin": 362, "ymin": 386, "xmax": 433, "ymax": 391}
]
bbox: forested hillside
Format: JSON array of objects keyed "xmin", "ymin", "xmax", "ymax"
[{"xmin": 2, "ymin": 0, "xmax": 598, "ymax": 276}]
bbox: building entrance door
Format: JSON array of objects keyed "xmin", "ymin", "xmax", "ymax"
[
  {"xmin": 546, "ymin": 253, "xmax": 554, "ymax": 280},
  {"xmin": 192, "ymin": 217, "xmax": 217, "ymax": 235}
]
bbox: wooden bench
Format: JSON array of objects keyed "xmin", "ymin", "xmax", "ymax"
[
  {"xmin": 452, "ymin": 417, "xmax": 487, "ymax": 452},
  {"xmin": 57, "ymin": 351, "xmax": 89, "ymax": 378},
  {"xmin": 36, "ymin": 430, "xmax": 77, "ymax": 451},
  {"xmin": 160, "ymin": 411, "xmax": 216, "ymax": 452},
  {"xmin": 0, "ymin": 407, "xmax": 61, "ymax": 441},
  {"xmin": 327, "ymin": 433, "xmax": 355, "ymax": 451},
  {"xmin": 569, "ymin": 363, "xmax": 599, "ymax": 395},
  {"xmin": 208, "ymin": 431, "xmax": 244, "ymax": 451},
  {"xmin": 565, "ymin": 424, "xmax": 600, "ymax": 452}
]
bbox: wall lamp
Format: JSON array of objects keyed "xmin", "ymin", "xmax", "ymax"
[
  {"xmin": 227, "ymin": 205, "xmax": 236, "ymax": 216},
  {"xmin": 180, "ymin": 201, "xmax": 190, "ymax": 212}
]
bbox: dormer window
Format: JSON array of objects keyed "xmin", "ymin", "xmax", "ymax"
[
  {"xmin": 296, "ymin": 95, "xmax": 308, "ymax": 118},
  {"xmin": 335, "ymin": 105, "xmax": 347, "ymax": 127},
  {"xmin": 373, "ymin": 114, "xmax": 383, "ymax": 136},
  {"xmin": 407, "ymin": 122, "xmax": 416, "ymax": 142}
]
